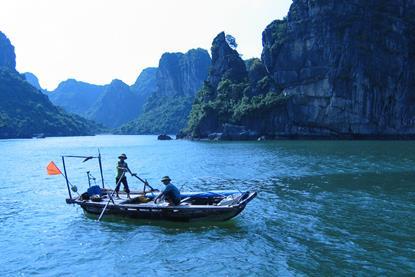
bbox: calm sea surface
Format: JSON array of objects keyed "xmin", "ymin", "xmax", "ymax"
[{"xmin": 0, "ymin": 135, "xmax": 414, "ymax": 276}]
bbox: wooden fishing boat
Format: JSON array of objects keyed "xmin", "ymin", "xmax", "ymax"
[
  {"xmin": 67, "ymin": 189, "xmax": 257, "ymax": 222},
  {"xmin": 57, "ymin": 153, "xmax": 257, "ymax": 222}
]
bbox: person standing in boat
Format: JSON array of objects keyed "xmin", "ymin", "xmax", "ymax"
[
  {"xmin": 154, "ymin": 176, "xmax": 181, "ymax": 205},
  {"xmin": 115, "ymin": 153, "xmax": 136, "ymax": 199}
]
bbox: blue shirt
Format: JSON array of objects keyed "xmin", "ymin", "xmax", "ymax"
[{"xmin": 162, "ymin": 183, "xmax": 181, "ymax": 203}]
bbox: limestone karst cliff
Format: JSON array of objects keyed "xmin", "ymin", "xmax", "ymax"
[{"xmin": 186, "ymin": 0, "xmax": 415, "ymax": 139}]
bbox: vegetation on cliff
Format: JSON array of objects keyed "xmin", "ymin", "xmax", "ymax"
[
  {"xmin": 185, "ymin": 0, "xmax": 415, "ymax": 139},
  {"xmin": 184, "ymin": 33, "xmax": 287, "ymax": 138},
  {"xmin": 0, "ymin": 31, "xmax": 101, "ymax": 138},
  {"xmin": 0, "ymin": 68, "xmax": 100, "ymax": 138},
  {"xmin": 119, "ymin": 48, "xmax": 211, "ymax": 134}
]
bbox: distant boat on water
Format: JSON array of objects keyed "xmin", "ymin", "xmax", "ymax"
[{"xmin": 32, "ymin": 133, "xmax": 45, "ymax": 139}]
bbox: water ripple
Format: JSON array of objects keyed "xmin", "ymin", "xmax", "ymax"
[{"xmin": 0, "ymin": 136, "xmax": 414, "ymax": 275}]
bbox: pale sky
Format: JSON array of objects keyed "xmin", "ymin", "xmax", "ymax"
[{"xmin": 0, "ymin": 0, "xmax": 292, "ymax": 90}]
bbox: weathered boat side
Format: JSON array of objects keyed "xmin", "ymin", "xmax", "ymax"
[
  {"xmin": 67, "ymin": 191, "xmax": 257, "ymax": 222},
  {"xmin": 60, "ymin": 152, "xmax": 257, "ymax": 222}
]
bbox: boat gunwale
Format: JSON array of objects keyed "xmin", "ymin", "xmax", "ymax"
[{"xmin": 69, "ymin": 191, "xmax": 257, "ymax": 211}]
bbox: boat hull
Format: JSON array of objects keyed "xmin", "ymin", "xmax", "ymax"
[{"xmin": 68, "ymin": 191, "xmax": 257, "ymax": 222}]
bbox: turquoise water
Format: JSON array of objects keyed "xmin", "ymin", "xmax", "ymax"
[{"xmin": 0, "ymin": 135, "xmax": 414, "ymax": 276}]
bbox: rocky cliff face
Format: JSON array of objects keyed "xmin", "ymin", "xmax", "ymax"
[
  {"xmin": 185, "ymin": 33, "xmax": 248, "ymax": 137},
  {"xmin": 260, "ymin": 0, "xmax": 415, "ymax": 138},
  {"xmin": 157, "ymin": 49, "xmax": 211, "ymax": 96},
  {"xmin": 208, "ymin": 32, "xmax": 247, "ymax": 88},
  {"xmin": 23, "ymin": 72, "xmax": 44, "ymax": 92},
  {"xmin": 130, "ymin": 67, "xmax": 157, "ymax": 105},
  {"xmin": 186, "ymin": 0, "xmax": 415, "ymax": 139},
  {"xmin": 48, "ymin": 79, "xmax": 106, "ymax": 117},
  {"xmin": 86, "ymin": 79, "xmax": 140, "ymax": 128},
  {"xmin": 119, "ymin": 48, "xmax": 211, "ymax": 134},
  {"xmin": 0, "ymin": 32, "xmax": 16, "ymax": 71}
]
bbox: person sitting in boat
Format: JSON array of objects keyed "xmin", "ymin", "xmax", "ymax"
[
  {"xmin": 115, "ymin": 153, "xmax": 136, "ymax": 199},
  {"xmin": 154, "ymin": 176, "xmax": 181, "ymax": 205}
]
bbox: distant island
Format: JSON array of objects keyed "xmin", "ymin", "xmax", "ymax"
[
  {"xmin": 0, "ymin": 32, "xmax": 100, "ymax": 139},
  {"xmin": 1, "ymin": 0, "xmax": 415, "ymax": 139},
  {"xmin": 28, "ymin": 49, "xmax": 210, "ymax": 134}
]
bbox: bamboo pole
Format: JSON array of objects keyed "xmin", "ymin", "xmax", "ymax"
[{"xmin": 61, "ymin": 156, "xmax": 72, "ymax": 200}]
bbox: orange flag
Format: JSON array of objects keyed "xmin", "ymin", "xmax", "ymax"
[{"xmin": 47, "ymin": 161, "xmax": 62, "ymax": 175}]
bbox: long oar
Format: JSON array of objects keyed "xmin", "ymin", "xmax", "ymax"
[
  {"xmin": 98, "ymin": 171, "xmax": 125, "ymax": 221},
  {"xmin": 132, "ymin": 174, "xmax": 158, "ymax": 192}
]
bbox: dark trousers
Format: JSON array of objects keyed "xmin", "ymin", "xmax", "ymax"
[
  {"xmin": 115, "ymin": 176, "xmax": 130, "ymax": 194},
  {"xmin": 165, "ymin": 193, "xmax": 180, "ymax": 206}
]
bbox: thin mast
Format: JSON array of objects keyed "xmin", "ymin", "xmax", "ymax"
[
  {"xmin": 98, "ymin": 149, "xmax": 105, "ymax": 188},
  {"xmin": 62, "ymin": 156, "xmax": 72, "ymax": 200}
]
